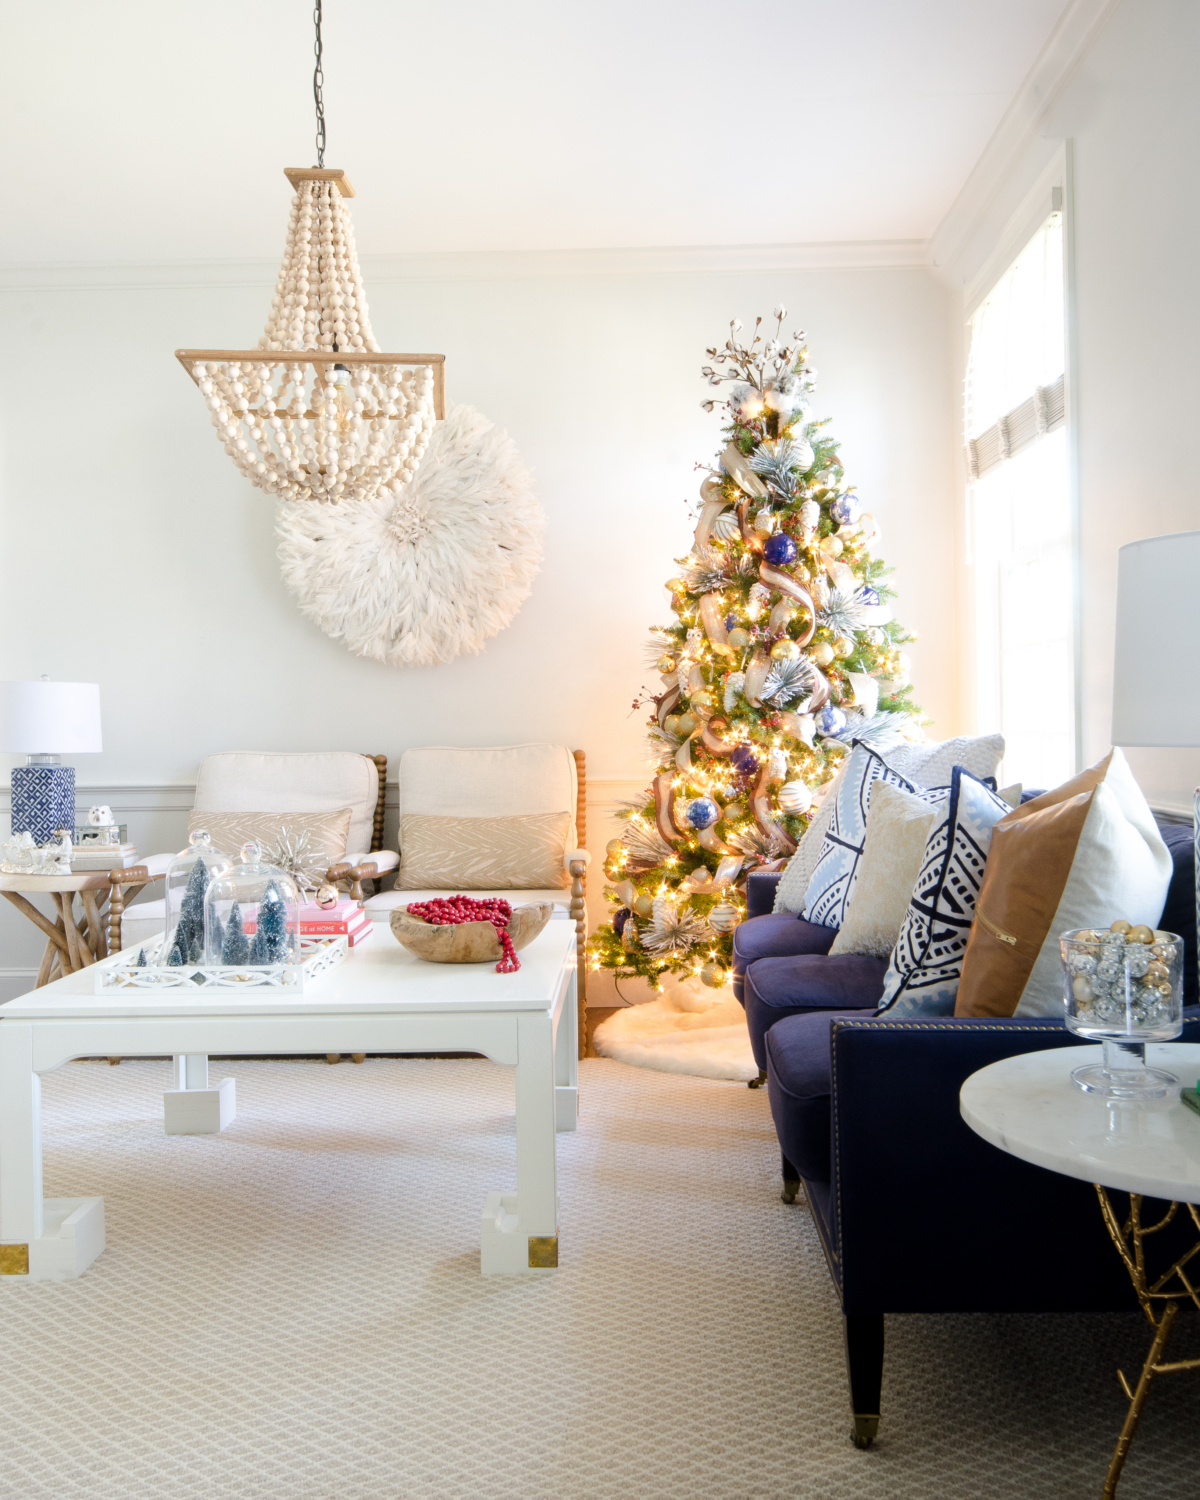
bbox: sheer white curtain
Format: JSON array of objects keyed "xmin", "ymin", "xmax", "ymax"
[{"xmin": 966, "ymin": 212, "xmax": 1073, "ymax": 790}]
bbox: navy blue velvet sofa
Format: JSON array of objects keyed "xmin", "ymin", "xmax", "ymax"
[{"xmin": 733, "ymin": 819, "xmax": 1198, "ymax": 1448}]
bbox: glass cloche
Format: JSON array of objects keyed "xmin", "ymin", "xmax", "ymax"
[
  {"xmin": 203, "ymin": 842, "xmax": 301, "ymax": 967},
  {"xmin": 164, "ymin": 831, "xmax": 232, "ymax": 964}
]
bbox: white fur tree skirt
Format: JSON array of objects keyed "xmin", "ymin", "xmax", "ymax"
[{"xmin": 592, "ymin": 992, "xmax": 758, "ymax": 1083}]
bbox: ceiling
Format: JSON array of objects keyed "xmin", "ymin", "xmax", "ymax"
[{"xmin": 3, "ymin": 0, "xmax": 1069, "ymax": 264}]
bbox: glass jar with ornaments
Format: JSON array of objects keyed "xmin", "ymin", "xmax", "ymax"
[
  {"xmin": 1060, "ymin": 921, "xmax": 1184, "ymax": 1098},
  {"xmin": 163, "ymin": 831, "xmax": 232, "ymax": 965},
  {"xmin": 203, "ymin": 842, "xmax": 301, "ymax": 967}
]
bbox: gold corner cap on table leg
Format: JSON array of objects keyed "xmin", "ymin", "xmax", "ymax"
[
  {"xmin": 851, "ymin": 1414, "xmax": 879, "ymax": 1449},
  {"xmin": 0, "ymin": 1244, "xmax": 30, "ymax": 1275},
  {"xmin": 528, "ymin": 1235, "xmax": 559, "ymax": 1269}
]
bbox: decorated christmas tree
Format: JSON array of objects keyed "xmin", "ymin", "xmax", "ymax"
[{"xmin": 590, "ymin": 311, "xmax": 920, "ymax": 991}]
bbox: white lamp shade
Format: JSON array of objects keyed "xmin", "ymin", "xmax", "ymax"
[
  {"xmin": 1112, "ymin": 531, "xmax": 1200, "ymax": 747},
  {"xmin": 0, "ymin": 680, "xmax": 102, "ymax": 755}
]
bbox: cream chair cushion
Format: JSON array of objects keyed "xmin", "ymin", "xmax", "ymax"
[
  {"xmin": 398, "ymin": 744, "xmax": 577, "ymax": 846},
  {"xmin": 195, "ymin": 752, "xmax": 378, "ymax": 858}
]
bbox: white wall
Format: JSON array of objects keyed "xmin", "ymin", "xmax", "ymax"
[
  {"xmin": 938, "ymin": 0, "xmax": 1200, "ymax": 805},
  {"xmin": 0, "ymin": 249, "xmax": 954, "ymax": 994}
]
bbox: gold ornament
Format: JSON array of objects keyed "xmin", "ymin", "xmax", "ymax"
[
  {"xmin": 727, "ymin": 627, "xmax": 751, "ymax": 652},
  {"xmin": 708, "ymin": 902, "xmax": 739, "ymax": 934},
  {"xmin": 605, "ymin": 838, "xmax": 625, "ymax": 857},
  {"xmin": 315, "ymin": 883, "xmax": 339, "ymax": 909},
  {"xmin": 810, "ymin": 641, "xmax": 835, "ymax": 667},
  {"xmin": 666, "ymin": 577, "xmax": 686, "ymax": 593},
  {"xmin": 676, "ymin": 713, "xmax": 698, "ymax": 736},
  {"xmin": 770, "ymin": 639, "xmax": 801, "ymax": 660},
  {"xmin": 633, "ymin": 894, "xmax": 654, "ymax": 918},
  {"xmin": 753, "ymin": 508, "xmax": 777, "ymax": 536},
  {"xmin": 1127, "ymin": 924, "xmax": 1154, "ymax": 945},
  {"xmin": 722, "ymin": 802, "xmax": 747, "ymax": 822},
  {"xmin": 663, "ymin": 714, "xmax": 681, "ymax": 736},
  {"xmin": 833, "ymin": 637, "xmax": 853, "ymax": 659},
  {"xmin": 700, "ymin": 960, "xmax": 728, "ymax": 988},
  {"xmin": 657, "ymin": 654, "xmax": 677, "ymax": 673}
]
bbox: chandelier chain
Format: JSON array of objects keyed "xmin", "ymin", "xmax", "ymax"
[{"xmin": 313, "ymin": 1, "xmax": 326, "ymax": 168}]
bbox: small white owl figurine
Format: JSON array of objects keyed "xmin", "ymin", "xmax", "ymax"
[{"xmin": 87, "ymin": 805, "xmax": 114, "ymax": 827}]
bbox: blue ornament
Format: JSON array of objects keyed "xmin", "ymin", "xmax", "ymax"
[
  {"xmin": 613, "ymin": 907, "xmax": 631, "ymax": 937},
  {"xmin": 686, "ymin": 797, "xmax": 720, "ymax": 831},
  {"xmin": 831, "ymin": 493, "xmax": 862, "ymax": 526},
  {"xmin": 859, "ymin": 585, "xmax": 880, "ymax": 606},
  {"xmin": 731, "ymin": 745, "xmax": 759, "ymax": 776},
  {"xmin": 725, "ymin": 614, "xmax": 738, "ymax": 632},
  {"xmin": 815, "ymin": 704, "xmax": 847, "ymax": 738},
  {"xmin": 762, "ymin": 533, "xmax": 797, "ymax": 567}
]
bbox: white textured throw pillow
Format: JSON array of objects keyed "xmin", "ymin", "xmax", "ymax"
[
  {"xmin": 1013, "ymin": 750, "xmax": 1172, "ymax": 1016},
  {"xmin": 828, "ymin": 782, "xmax": 941, "ymax": 958},
  {"xmin": 886, "ymin": 733, "xmax": 1005, "ymax": 788},
  {"xmin": 772, "ymin": 761, "xmax": 848, "ymax": 914}
]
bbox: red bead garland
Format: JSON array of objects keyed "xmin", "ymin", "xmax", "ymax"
[{"xmin": 406, "ymin": 895, "xmax": 521, "ymax": 973}]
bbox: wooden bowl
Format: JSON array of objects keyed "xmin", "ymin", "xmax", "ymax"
[{"xmin": 389, "ymin": 903, "xmax": 555, "ymax": 964}]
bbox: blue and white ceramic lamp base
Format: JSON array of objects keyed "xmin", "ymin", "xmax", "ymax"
[{"xmin": 10, "ymin": 764, "xmax": 75, "ymax": 845}]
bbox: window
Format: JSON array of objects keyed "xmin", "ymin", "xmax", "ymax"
[{"xmin": 966, "ymin": 209, "xmax": 1072, "ymax": 789}]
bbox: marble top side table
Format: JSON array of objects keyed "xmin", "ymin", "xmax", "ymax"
[{"xmin": 962, "ymin": 1043, "xmax": 1200, "ymax": 1498}]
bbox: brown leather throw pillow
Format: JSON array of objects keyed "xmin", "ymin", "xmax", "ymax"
[{"xmin": 954, "ymin": 755, "xmax": 1110, "ymax": 1018}]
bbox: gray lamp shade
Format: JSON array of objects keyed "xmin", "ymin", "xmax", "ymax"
[
  {"xmin": 1112, "ymin": 531, "xmax": 1200, "ymax": 747},
  {"xmin": 0, "ymin": 680, "xmax": 102, "ymax": 755}
]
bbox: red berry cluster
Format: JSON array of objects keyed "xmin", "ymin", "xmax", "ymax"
[{"xmin": 407, "ymin": 894, "xmax": 521, "ymax": 973}]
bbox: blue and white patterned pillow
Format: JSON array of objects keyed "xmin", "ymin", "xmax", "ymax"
[
  {"xmin": 876, "ymin": 767, "xmax": 1013, "ymax": 1017},
  {"xmin": 802, "ymin": 745, "xmax": 919, "ymax": 929}
]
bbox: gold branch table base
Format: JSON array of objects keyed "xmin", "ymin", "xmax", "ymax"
[
  {"xmin": 1094, "ymin": 1189, "xmax": 1200, "ymax": 1497},
  {"xmin": 960, "ymin": 1043, "xmax": 1200, "ymax": 1498}
]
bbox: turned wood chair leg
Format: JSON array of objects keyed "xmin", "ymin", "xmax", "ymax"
[{"xmin": 326, "ymin": 1053, "xmax": 342, "ymax": 1064}]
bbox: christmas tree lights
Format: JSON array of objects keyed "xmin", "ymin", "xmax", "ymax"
[{"xmin": 590, "ymin": 312, "xmax": 922, "ymax": 991}]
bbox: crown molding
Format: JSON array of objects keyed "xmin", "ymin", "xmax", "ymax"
[
  {"xmin": 0, "ymin": 239, "xmax": 931, "ymax": 294},
  {"xmin": 928, "ymin": 0, "xmax": 1120, "ymax": 282}
]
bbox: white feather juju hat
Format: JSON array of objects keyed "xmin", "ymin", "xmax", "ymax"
[{"xmin": 275, "ymin": 403, "xmax": 543, "ymax": 667}]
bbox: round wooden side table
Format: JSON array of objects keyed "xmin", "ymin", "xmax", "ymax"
[{"xmin": 961, "ymin": 1042, "xmax": 1200, "ymax": 1497}]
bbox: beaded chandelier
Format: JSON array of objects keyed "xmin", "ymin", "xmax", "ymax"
[{"xmin": 176, "ymin": 6, "xmax": 444, "ymax": 505}]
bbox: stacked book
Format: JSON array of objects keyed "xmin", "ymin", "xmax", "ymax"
[
  {"xmin": 70, "ymin": 843, "xmax": 140, "ymax": 872},
  {"xmin": 215, "ymin": 898, "xmax": 374, "ymax": 944}
]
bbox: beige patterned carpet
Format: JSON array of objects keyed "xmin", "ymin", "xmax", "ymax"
[{"xmin": 0, "ymin": 1056, "xmax": 1194, "ymax": 1498}]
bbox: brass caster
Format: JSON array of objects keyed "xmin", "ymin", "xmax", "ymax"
[
  {"xmin": 326, "ymin": 1053, "xmax": 342, "ymax": 1064},
  {"xmin": 107, "ymin": 1057, "xmax": 121, "ymax": 1066},
  {"xmin": 781, "ymin": 1178, "xmax": 801, "ymax": 1204},
  {"xmin": 350, "ymin": 1053, "xmax": 366, "ymax": 1064},
  {"xmin": 747, "ymin": 1070, "xmax": 768, "ymax": 1090},
  {"xmin": 851, "ymin": 1415, "xmax": 879, "ymax": 1450}
]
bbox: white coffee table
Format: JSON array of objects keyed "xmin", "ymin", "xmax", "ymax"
[
  {"xmin": 0, "ymin": 922, "xmax": 579, "ymax": 1283},
  {"xmin": 961, "ymin": 1044, "xmax": 1200, "ymax": 1498}
]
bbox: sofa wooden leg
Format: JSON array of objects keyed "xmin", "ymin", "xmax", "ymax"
[
  {"xmin": 781, "ymin": 1154, "xmax": 801, "ymax": 1204},
  {"xmin": 326, "ymin": 1053, "xmax": 341, "ymax": 1064},
  {"xmin": 843, "ymin": 1312, "xmax": 884, "ymax": 1449},
  {"xmin": 748, "ymin": 1069, "xmax": 767, "ymax": 1089},
  {"xmin": 350, "ymin": 1053, "xmax": 365, "ymax": 1064}
]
